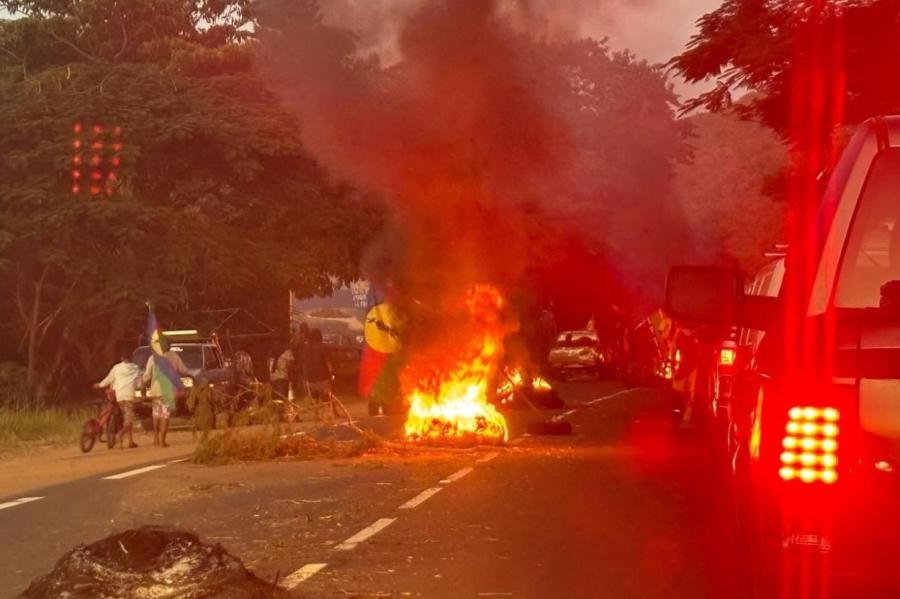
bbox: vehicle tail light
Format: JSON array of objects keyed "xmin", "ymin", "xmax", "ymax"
[
  {"xmin": 779, "ymin": 406, "xmax": 840, "ymax": 484},
  {"xmin": 718, "ymin": 347, "xmax": 737, "ymax": 367}
]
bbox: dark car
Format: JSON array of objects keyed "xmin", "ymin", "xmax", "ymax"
[
  {"xmin": 132, "ymin": 333, "xmax": 235, "ymax": 417},
  {"xmin": 667, "ymin": 117, "xmax": 900, "ymax": 596}
]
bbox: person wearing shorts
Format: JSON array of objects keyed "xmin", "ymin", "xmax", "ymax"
[
  {"xmin": 143, "ymin": 339, "xmax": 191, "ymax": 447},
  {"xmin": 95, "ymin": 349, "xmax": 140, "ymax": 449}
]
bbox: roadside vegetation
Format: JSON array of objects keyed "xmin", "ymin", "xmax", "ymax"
[
  {"xmin": 189, "ymin": 383, "xmax": 375, "ymax": 465},
  {"xmin": 0, "ymin": 406, "xmax": 91, "ymax": 450}
]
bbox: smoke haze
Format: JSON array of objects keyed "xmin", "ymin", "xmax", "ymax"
[{"xmin": 258, "ymin": 0, "xmax": 693, "ymax": 331}]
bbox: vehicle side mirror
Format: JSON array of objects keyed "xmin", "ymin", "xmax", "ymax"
[{"xmin": 665, "ymin": 266, "xmax": 743, "ymax": 327}]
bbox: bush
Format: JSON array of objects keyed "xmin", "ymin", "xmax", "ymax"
[{"xmin": 0, "ymin": 362, "xmax": 37, "ymax": 410}]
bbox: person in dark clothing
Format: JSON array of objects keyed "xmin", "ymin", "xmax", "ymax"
[
  {"xmin": 291, "ymin": 323, "xmax": 311, "ymax": 397},
  {"xmin": 301, "ymin": 329, "xmax": 334, "ymax": 419}
]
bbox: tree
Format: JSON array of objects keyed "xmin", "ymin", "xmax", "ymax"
[
  {"xmin": 0, "ymin": 0, "xmax": 382, "ymax": 402},
  {"xmin": 674, "ymin": 107, "xmax": 788, "ymax": 274},
  {"xmin": 671, "ymin": 0, "xmax": 900, "ymax": 161}
]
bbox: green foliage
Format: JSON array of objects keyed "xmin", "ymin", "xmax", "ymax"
[
  {"xmin": 0, "ymin": 0, "xmax": 383, "ymax": 400},
  {"xmin": 0, "ymin": 362, "xmax": 34, "ymax": 409},
  {"xmin": 671, "ymin": 0, "xmax": 900, "ymax": 153}
]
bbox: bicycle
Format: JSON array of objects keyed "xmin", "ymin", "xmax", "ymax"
[{"xmin": 80, "ymin": 389, "xmax": 123, "ymax": 453}]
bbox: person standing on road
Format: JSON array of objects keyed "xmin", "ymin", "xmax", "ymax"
[
  {"xmin": 142, "ymin": 337, "xmax": 191, "ymax": 447},
  {"xmin": 94, "ymin": 348, "xmax": 140, "ymax": 449},
  {"xmin": 269, "ymin": 341, "xmax": 295, "ymax": 401},
  {"xmin": 301, "ymin": 329, "xmax": 335, "ymax": 419}
]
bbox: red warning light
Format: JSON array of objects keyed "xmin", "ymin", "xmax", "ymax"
[{"xmin": 71, "ymin": 123, "xmax": 122, "ymax": 197}]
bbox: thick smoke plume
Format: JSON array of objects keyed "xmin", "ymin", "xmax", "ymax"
[{"xmin": 258, "ymin": 0, "xmax": 689, "ymax": 317}]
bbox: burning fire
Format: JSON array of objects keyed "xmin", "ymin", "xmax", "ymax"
[
  {"xmin": 404, "ymin": 285, "xmax": 510, "ymax": 445},
  {"xmin": 497, "ymin": 368, "xmax": 552, "ymax": 405}
]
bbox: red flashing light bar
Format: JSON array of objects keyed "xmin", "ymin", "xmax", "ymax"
[{"xmin": 70, "ymin": 122, "xmax": 122, "ymax": 197}]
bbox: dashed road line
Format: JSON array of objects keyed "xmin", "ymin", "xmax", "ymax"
[
  {"xmin": 102, "ymin": 464, "xmax": 167, "ymax": 480},
  {"xmin": 440, "ymin": 466, "xmax": 474, "ymax": 484},
  {"xmin": 280, "ymin": 563, "xmax": 328, "ymax": 588},
  {"xmin": 587, "ymin": 388, "xmax": 634, "ymax": 405},
  {"xmin": 399, "ymin": 487, "xmax": 443, "ymax": 510},
  {"xmin": 476, "ymin": 451, "xmax": 500, "ymax": 464},
  {"xmin": 335, "ymin": 518, "xmax": 397, "ymax": 551},
  {"xmin": 167, "ymin": 457, "xmax": 190, "ymax": 464},
  {"xmin": 0, "ymin": 496, "xmax": 43, "ymax": 511}
]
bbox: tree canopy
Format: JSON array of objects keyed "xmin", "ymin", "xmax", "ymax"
[
  {"xmin": 0, "ymin": 0, "xmax": 382, "ymax": 401},
  {"xmin": 671, "ymin": 0, "xmax": 900, "ymax": 160}
]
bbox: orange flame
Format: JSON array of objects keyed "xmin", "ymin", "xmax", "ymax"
[{"xmin": 403, "ymin": 285, "xmax": 509, "ymax": 445}]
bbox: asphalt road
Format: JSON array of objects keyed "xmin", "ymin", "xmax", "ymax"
[{"xmin": 0, "ymin": 380, "xmax": 737, "ymax": 598}]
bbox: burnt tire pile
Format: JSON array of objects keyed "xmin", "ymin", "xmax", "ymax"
[{"xmin": 19, "ymin": 526, "xmax": 290, "ymax": 599}]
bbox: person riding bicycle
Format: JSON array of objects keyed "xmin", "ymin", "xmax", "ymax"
[{"xmin": 94, "ymin": 348, "xmax": 140, "ymax": 449}]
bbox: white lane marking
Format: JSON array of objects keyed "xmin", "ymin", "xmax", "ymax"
[
  {"xmin": 587, "ymin": 388, "xmax": 634, "ymax": 405},
  {"xmin": 167, "ymin": 458, "xmax": 189, "ymax": 464},
  {"xmin": 399, "ymin": 487, "xmax": 443, "ymax": 510},
  {"xmin": 476, "ymin": 452, "xmax": 500, "ymax": 464},
  {"xmin": 0, "ymin": 496, "xmax": 43, "ymax": 511},
  {"xmin": 281, "ymin": 563, "xmax": 327, "ymax": 588},
  {"xmin": 335, "ymin": 518, "xmax": 396, "ymax": 551},
  {"xmin": 102, "ymin": 464, "xmax": 167, "ymax": 480},
  {"xmin": 440, "ymin": 466, "xmax": 474, "ymax": 484}
]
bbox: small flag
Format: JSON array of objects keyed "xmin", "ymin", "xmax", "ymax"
[{"xmin": 146, "ymin": 306, "xmax": 184, "ymax": 406}]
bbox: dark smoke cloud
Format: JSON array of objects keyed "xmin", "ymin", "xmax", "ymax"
[{"xmin": 257, "ymin": 0, "xmax": 692, "ymax": 322}]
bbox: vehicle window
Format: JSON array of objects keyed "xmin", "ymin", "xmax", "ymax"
[
  {"xmin": 171, "ymin": 345, "xmax": 204, "ymax": 370},
  {"xmin": 835, "ymin": 149, "xmax": 900, "ymax": 308},
  {"xmin": 557, "ymin": 333, "xmax": 596, "ymax": 347},
  {"xmin": 203, "ymin": 346, "xmax": 222, "ymax": 370}
]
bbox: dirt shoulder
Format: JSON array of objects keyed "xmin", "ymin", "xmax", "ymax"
[{"xmin": 0, "ymin": 397, "xmax": 370, "ymax": 500}]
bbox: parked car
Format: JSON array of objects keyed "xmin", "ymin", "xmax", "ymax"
[
  {"xmin": 665, "ymin": 117, "xmax": 900, "ymax": 596},
  {"xmin": 547, "ymin": 329, "xmax": 611, "ymax": 379}
]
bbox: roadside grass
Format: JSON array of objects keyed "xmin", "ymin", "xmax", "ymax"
[{"xmin": 0, "ymin": 406, "xmax": 92, "ymax": 450}]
